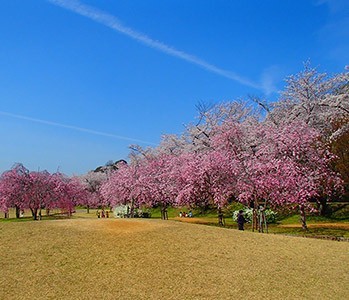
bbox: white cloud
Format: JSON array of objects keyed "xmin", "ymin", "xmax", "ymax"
[
  {"xmin": 0, "ymin": 111, "xmax": 156, "ymax": 145},
  {"xmin": 48, "ymin": 0, "xmax": 261, "ymax": 90},
  {"xmin": 259, "ymin": 65, "xmax": 284, "ymax": 96}
]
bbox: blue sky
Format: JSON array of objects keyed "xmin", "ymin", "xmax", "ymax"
[{"xmin": 0, "ymin": 0, "xmax": 348, "ymax": 175}]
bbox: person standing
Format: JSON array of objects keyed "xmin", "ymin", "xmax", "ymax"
[{"xmin": 237, "ymin": 210, "xmax": 246, "ymax": 230}]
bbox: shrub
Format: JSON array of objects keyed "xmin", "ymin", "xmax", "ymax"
[
  {"xmin": 232, "ymin": 207, "xmax": 277, "ymax": 224},
  {"xmin": 113, "ymin": 205, "xmax": 151, "ymax": 218}
]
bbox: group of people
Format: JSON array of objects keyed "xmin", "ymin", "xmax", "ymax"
[
  {"xmin": 95, "ymin": 206, "xmax": 246, "ymax": 230},
  {"xmin": 179, "ymin": 210, "xmax": 193, "ymax": 218},
  {"xmin": 96, "ymin": 209, "xmax": 109, "ymax": 218}
]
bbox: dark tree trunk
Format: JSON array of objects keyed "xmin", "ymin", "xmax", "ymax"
[
  {"xmin": 252, "ymin": 208, "xmax": 258, "ymax": 232},
  {"xmin": 161, "ymin": 205, "xmax": 168, "ymax": 220},
  {"xmin": 217, "ymin": 207, "xmax": 225, "ymax": 226},
  {"xmin": 258, "ymin": 207, "xmax": 268, "ymax": 233},
  {"xmin": 299, "ymin": 205, "xmax": 308, "ymax": 231},
  {"xmin": 250, "ymin": 199, "xmax": 258, "ymax": 232},
  {"xmin": 130, "ymin": 199, "xmax": 135, "ymax": 218},
  {"xmin": 4, "ymin": 212, "xmax": 9, "ymax": 219},
  {"xmin": 317, "ymin": 197, "xmax": 331, "ymax": 216},
  {"xmin": 15, "ymin": 205, "xmax": 20, "ymax": 219},
  {"xmin": 86, "ymin": 205, "xmax": 90, "ymax": 214},
  {"xmin": 30, "ymin": 208, "xmax": 38, "ymax": 220}
]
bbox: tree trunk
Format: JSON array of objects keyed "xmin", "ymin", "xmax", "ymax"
[
  {"xmin": 217, "ymin": 207, "xmax": 225, "ymax": 226},
  {"xmin": 86, "ymin": 205, "xmax": 90, "ymax": 214},
  {"xmin": 161, "ymin": 205, "xmax": 168, "ymax": 220},
  {"xmin": 130, "ymin": 199, "xmax": 135, "ymax": 218},
  {"xmin": 126, "ymin": 205, "xmax": 130, "ymax": 218},
  {"xmin": 46, "ymin": 208, "xmax": 50, "ymax": 216},
  {"xmin": 250, "ymin": 199, "xmax": 258, "ymax": 232},
  {"xmin": 299, "ymin": 205, "xmax": 308, "ymax": 230},
  {"xmin": 317, "ymin": 197, "xmax": 330, "ymax": 216},
  {"xmin": 30, "ymin": 208, "xmax": 38, "ymax": 220},
  {"xmin": 252, "ymin": 208, "xmax": 258, "ymax": 232},
  {"xmin": 15, "ymin": 205, "xmax": 20, "ymax": 218},
  {"xmin": 4, "ymin": 211, "xmax": 9, "ymax": 219},
  {"xmin": 258, "ymin": 208, "xmax": 268, "ymax": 233}
]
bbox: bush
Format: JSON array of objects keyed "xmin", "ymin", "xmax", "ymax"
[
  {"xmin": 113, "ymin": 205, "xmax": 151, "ymax": 218},
  {"xmin": 232, "ymin": 207, "xmax": 277, "ymax": 224}
]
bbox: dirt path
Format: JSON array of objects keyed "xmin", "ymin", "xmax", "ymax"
[{"xmin": 278, "ymin": 222, "xmax": 349, "ymax": 230}]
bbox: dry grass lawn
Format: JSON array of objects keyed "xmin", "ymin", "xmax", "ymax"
[{"xmin": 0, "ymin": 218, "xmax": 348, "ymax": 299}]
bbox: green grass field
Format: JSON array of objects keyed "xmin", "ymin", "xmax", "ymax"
[
  {"xmin": 1, "ymin": 218, "xmax": 348, "ymax": 299},
  {"xmin": 147, "ymin": 205, "xmax": 349, "ymax": 239},
  {"xmin": 2, "ymin": 205, "xmax": 349, "ymax": 239}
]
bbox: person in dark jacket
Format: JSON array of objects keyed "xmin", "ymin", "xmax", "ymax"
[{"xmin": 237, "ymin": 210, "xmax": 246, "ymax": 230}]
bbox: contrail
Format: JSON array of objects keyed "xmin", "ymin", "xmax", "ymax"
[
  {"xmin": 0, "ymin": 111, "xmax": 157, "ymax": 145},
  {"xmin": 48, "ymin": 0, "xmax": 261, "ymax": 89}
]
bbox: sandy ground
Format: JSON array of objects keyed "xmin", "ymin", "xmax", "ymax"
[{"xmin": 0, "ymin": 218, "xmax": 348, "ymax": 299}]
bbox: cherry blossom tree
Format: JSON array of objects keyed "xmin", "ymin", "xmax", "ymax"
[
  {"xmin": 137, "ymin": 153, "xmax": 180, "ymax": 219},
  {"xmin": 101, "ymin": 163, "xmax": 146, "ymax": 217},
  {"xmin": 0, "ymin": 165, "xmax": 84, "ymax": 220},
  {"xmin": 210, "ymin": 119, "xmax": 267, "ymax": 229},
  {"xmin": 116, "ymin": 95, "xmax": 344, "ymax": 230},
  {"xmin": 242, "ymin": 122, "xmax": 342, "ymax": 229},
  {"xmin": 174, "ymin": 149, "xmax": 240, "ymax": 225},
  {"xmin": 265, "ymin": 63, "xmax": 349, "ymax": 210},
  {"xmin": 77, "ymin": 171, "xmax": 108, "ymax": 213},
  {"xmin": 270, "ymin": 63, "xmax": 349, "ymax": 139},
  {"xmin": 49, "ymin": 172, "xmax": 85, "ymax": 216},
  {"xmin": 155, "ymin": 100, "xmax": 257, "ymax": 156},
  {"xmin": 127, "ymin": 100, "xmax": 340, "ymax": 228},
  {"xmin": 27, "ymin": 171, "xmax": 53, "ymax": 219},
  {"xmin": 0, "ymin": 163, "xmax": 29, "ymax": 218},
  {"xmin": 209, "ymin": 116, "xmax": 343, "ymax": 229}
]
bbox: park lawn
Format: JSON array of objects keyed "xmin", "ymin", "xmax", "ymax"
[
  {"xmin": 172, "ymin": 215, "xmax": 349, "ymax": 239},
  {"xmin": 2, "ymin": 208, "xmax": 349, "ymax": 239},
  {"xmin": 1, "ymin": 218, "xmax": 348, "ymax": 300}
]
